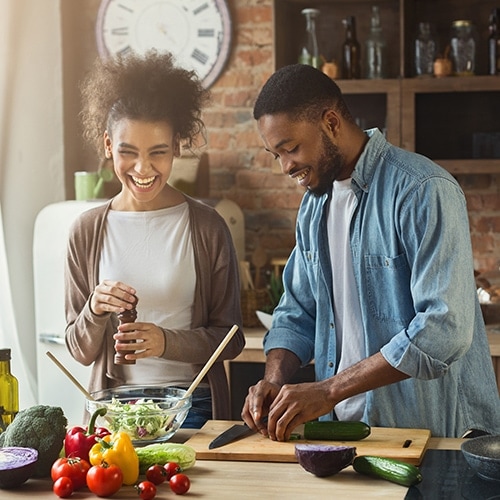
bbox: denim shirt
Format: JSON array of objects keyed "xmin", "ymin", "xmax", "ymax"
[{"xmin": 265, "ymin": 129, "xmax": 500, "ymax": 437}]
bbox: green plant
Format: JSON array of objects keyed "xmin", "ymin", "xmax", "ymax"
[{"xmin": 263, "ymin": 272, "xmax": 284, "ymax": 313}]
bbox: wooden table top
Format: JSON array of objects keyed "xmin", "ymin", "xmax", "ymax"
[{"xmin": 1, "ymin": 433, "xmax": 463, "ymax": 499}]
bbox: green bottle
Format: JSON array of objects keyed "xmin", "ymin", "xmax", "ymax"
[{"xmin": 0, "ymin": 348, "xmax": 19, "ymax": 432}]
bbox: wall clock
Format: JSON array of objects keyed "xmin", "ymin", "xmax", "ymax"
[{"xmin": 95, "ymin": 0, "xmax": 232, "ymax": 88}]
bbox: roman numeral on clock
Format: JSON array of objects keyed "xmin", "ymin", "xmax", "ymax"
[
  {"xmin": 198, "ymin": 29, "xmax": 215, "ymax": 37},
  {"xmin": 193, "ymin": 3, "xmax": 209, "ymax": 15},
  {"xmin": 111, "ymin": 27, "xmax": 129, "ymax": 36},
  {"xmin": 191, "ymin": 48, "xmax": 209, "ymax": 65}
]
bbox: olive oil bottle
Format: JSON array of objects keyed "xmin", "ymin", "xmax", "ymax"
[
  {"xmin": 0, "ymin": 348, "xmax": 19, "ymax": 432},
  {"xmin": 342, "ymin": 16, "xmax": 361, "ymax": 79}
]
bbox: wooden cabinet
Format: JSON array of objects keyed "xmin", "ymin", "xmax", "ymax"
[
  {"xmin": 273, "ymin": 0, "xmax": 500, "ymax": 174},
  {"xmin": 401, "ymin": 76, "xmax": 500, "ymax": 174}
]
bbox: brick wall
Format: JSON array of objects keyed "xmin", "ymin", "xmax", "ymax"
[
  {"xmin": 461, "ymin": 174, "xmax": 500, "ymax": 273},
  {"xmin": 203, "ymin": 0, "xmax": 303, "ymax": 268},
  {"xmin": 203, "ymin": 0, "xmax": 500, "ymax": 277}
]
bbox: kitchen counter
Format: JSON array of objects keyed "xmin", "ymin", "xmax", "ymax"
[
  {"xmin": 1, "ymin": 435, "xmax": 465, "ymax": 499},
  {"xmin": 229, "ymin": 327, "xmax": 500, "ymax": 393}
]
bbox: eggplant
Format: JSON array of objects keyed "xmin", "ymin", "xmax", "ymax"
[
  {"xmin": 0, "ymin": 447, "xmax": 38, "ymax": 488},
  {"xmin": 295, "ymin": 444, "xmax": 356, "ymax": 477}
]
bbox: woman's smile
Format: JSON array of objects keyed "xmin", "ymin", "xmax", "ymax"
[{"xmin": 131, "ymin": 175, "xmax": 157, "ymax": 190}]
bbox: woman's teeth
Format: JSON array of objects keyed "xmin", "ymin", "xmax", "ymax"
[
  {"xmin": 132, "ymin": 176, "xmax": 155, "ymax": 188},
  {"xmin": 295, "ymin": 169, "xmax": 310, "ymax": 181}
]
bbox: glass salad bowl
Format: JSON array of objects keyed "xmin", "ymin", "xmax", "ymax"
[{"xmin": 86, "ymin": 385, "xmax": 192, "ymax": 446}]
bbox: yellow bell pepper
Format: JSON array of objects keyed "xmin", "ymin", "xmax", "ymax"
[{"xmin": 89, "ymin": 431, "xmax": 139, "ymax": 485}]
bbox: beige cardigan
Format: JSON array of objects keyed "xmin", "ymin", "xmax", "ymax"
[{"xmin": 64, "ymin": 196, "xmax": 244, "ymax": 420}]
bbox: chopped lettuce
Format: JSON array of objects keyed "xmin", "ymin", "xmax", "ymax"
[{"xmin": 106, "ymin": 398, "xmax": 173, "ymax": 441}]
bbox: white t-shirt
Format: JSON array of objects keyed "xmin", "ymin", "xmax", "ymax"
[
  {"xmin": 327, "ymin": 178, "xmax": 366, "ymax": 420},
  {"xmin": 99, "ymin": 202, "xmax": 196, "ymax": 386}
]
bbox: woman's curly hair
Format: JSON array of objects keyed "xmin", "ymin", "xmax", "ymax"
[{"xmin": 80, "ymin": 50, "xmax": 210, "ymax": 158}]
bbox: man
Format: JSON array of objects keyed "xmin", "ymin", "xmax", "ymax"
[{"xmin": 242, "ymin": 64, "xmax": 500, "ymax": 440}]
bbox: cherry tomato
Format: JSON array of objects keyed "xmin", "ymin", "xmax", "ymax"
[
  {"xmin": 51, "ymin": 457, "xmax": 90, "ymax": 490},
  {"xmin": 169, "ymin": 473, "xmax": 191, "ymax": 495},
  {"xmin": 86, "ymin": 463, "xmax": 123, "ymax": 497},
  {"xmin": 146, "ymin": 464, "xmax": 166, "ymax": 485},
  {"xmin": 136, "ymin": 480, "xmax": 157, "ymax": 500},
  {"xmin": 164, "ymin": 461, "xmax": 181, "ymax": 480},
  {"xmin": 53, "ymin": 476, "xmax": 74, "ymax": 498}
]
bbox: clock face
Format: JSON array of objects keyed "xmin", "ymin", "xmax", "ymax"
[{"xmin": 96, "ymin": 0, "xmax": 232, "ymax": 88}]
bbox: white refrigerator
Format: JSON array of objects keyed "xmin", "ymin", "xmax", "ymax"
[{"xmin": 33, "ymin": 200, "xmax": 104, "ymax": 425}]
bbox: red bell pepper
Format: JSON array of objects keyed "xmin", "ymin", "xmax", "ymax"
[{"xmin": 64, "ymin": 407, "xmax": 110, "ymax": 462}]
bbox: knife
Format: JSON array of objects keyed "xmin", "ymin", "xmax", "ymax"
[{"xmin": 208, "ymin": 423, "xmax": 255, "ymax": 449}]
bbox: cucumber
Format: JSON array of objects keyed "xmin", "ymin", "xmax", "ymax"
[
  {"xmin": 303, "ymin": 420, "xmax": 371, "ymax": 441},
  {"xmin": 352, "ymin": 455, "xmax": 423, "ymax": 487}
]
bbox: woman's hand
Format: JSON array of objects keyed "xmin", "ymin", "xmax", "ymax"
[
  {"xmin": 90, "ymin": 280, "xmax": 137, "ymax": 315},
  {"xmin": 113, "ymin": 322, "xmax": 166, "ymax": 359}
]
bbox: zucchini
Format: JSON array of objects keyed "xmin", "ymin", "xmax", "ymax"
[
  {"xmin": 304, "ymin": 420, "xmax": 371, "ymax": 441},
  {"xmin": 352, "ymin": 455, "xmax": 423, "ymax": 487}
]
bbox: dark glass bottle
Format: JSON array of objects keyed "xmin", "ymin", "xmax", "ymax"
[
  {"xmin": 489, "ymin": 8, "xmax": 500, "ymax": 75},
  {"xmin": 0, "ymin": 349, "xmax": 19, "ymax": 431},
  {"xmin": 342, "ymin": 16, "xmax": 361, "ymax": 79}
]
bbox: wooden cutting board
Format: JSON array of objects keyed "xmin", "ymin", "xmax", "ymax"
[{"xmin": 185, "ymin": 420, "xmax": 431, "ymax": 465}]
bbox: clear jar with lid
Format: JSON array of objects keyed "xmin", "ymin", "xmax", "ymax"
[{"xmin": 450, "ymin": 20, "xmax": 476, "ymax": 76}]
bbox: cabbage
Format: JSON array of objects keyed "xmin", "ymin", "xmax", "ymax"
[{"xmin": 295, "ymin": 444, "xmax": 356, "ymax": 477}]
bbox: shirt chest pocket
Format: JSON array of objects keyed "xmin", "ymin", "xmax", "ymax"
[
  {"xmin": 300, "ymin": 249, "xmax": 321, "ymax": 297},
  {"xmin": 364, "ymin": 253, "xmax": 413, "ymax": 323}
]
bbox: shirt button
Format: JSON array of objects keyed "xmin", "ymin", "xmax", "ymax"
[{"xmin": 328, "ymin": 362, "xmax": 334, "ymax": 368}]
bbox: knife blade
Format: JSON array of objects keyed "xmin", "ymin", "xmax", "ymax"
[{"xmin": 208, "ymin": 423, "xmax": 255, "ymax": 449}]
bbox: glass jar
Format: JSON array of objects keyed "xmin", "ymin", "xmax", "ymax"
[
  {"xmin": 414, "ymin": 22, "xmax": 437, "ymax": 77},
  {"xmin": 450, "ymin": 20, "xmax": 476, "ymax": 76},
  {"xmin": 298, "ymin": 8, "xmax": 321, "ymax": 69},
  {"xmin": 365, "ymin": 5, "xmax": 387, "ymax": 79},
  {"xmin": 489, "ymin": 8, "xmax": 500, "ymax": 75}
]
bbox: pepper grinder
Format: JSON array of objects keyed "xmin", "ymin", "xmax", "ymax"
[{"xmin": 114, "ymin": 296, "xmax": 138, "ymax": 365}]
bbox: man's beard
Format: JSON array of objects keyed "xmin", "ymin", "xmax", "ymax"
[{"xmin": 309, "ymin": 132, "xmax": 347, "ymax": 197}]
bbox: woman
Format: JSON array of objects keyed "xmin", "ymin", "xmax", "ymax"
[{"xmin": 64, "ymin": 51, "xmax": 244, "ymax": 427}]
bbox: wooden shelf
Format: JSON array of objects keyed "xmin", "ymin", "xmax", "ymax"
[
  {"xmin": 438, "ymin": 159, "xmax": 500, "ymax": 175},
  {"xmin": 274, "ymin": 1, "xmax": 500, "ymax": 175},
  {"xmin": 401, "ymin": 77, "xmax": 500, "ymax": 160}
]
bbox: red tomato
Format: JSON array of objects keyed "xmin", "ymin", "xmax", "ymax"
[
  {"xmin": 51, "ymin": 457, "xmax": 90, "ymax": 490},
  {"xmin": 169, "ymin": 473, "xmax": 191, "ymax": 495},
  {"xmin": 136, "ymin": 480, "xmax": 157, "ymax": 500},
  {"xmin": 53, "ymin": 476, "xmax": 74, "ymax": 498},
  {"xmin": 86, "ymin": 463, "xmax": 123, "ymax": 497},
  {"xmin": 146, "ymin": 464, "xmax": 166, "ymax": 485},
  {"xmin": 164, "ymin": 461, "xmax": 181, "ymax": 480}
]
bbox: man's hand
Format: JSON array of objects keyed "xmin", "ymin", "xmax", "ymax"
[
  {"xmin": 241, "ymin": 380, "xmax": 280, "ymax": 436},
  {"xmin": 266, "ymin": 379, "xmax": 336, "ymax": 441}
]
